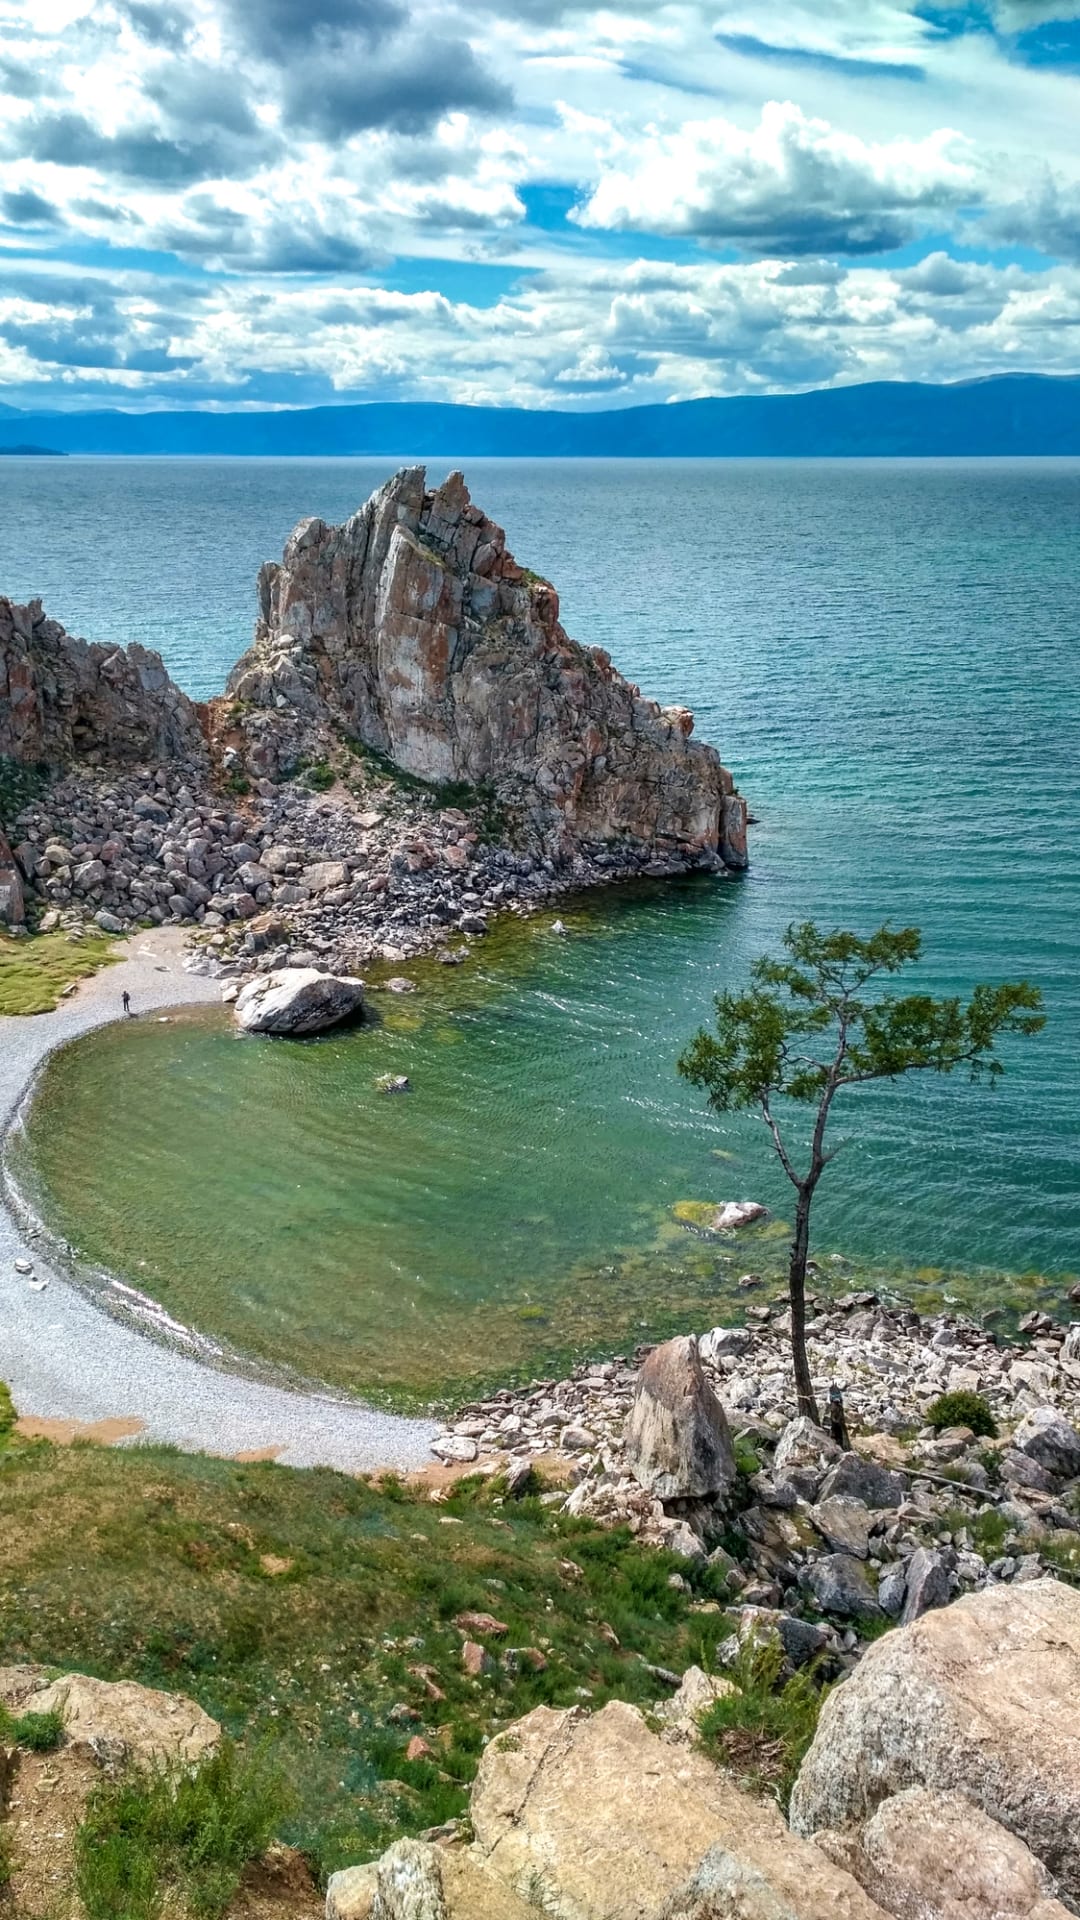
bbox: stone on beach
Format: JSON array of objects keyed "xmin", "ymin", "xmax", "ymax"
[
  {"xmin": 624, "ymin": 1335, "xmax": 737, "ymax": 1501},
  {"xmin": 233, "ymin": 966, "xmax": 365, "ymax": 1035}
]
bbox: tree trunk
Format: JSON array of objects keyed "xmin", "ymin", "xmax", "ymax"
[{"xmin": 788, "ymin": 1185, "xmax": 819, "ymax": 1424}]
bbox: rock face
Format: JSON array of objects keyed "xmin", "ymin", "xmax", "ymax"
[
  {"xmin": 789, "ymin": 1579, "xmax": 1080, "ymax": 1902},
  {"xmin": 233, "ymin": 967, "xmax": 365, "ymax": 1035},
  {"xmin": 815, "ymin": 1787, "xmax": 1072, "ymax": 1920},
  {"xmin": 226, "ymin": 469, "xmax": 748, "ymax": 871},
  {"xmin": 0, "ymin": 826, "xmax": 25, "ymax": 925},
  {"xmin": 469, "ymin": 1699, "xmax": 889, "ymax": 1920},
  {"xmin": 624, "ymin": 1336, "xmax": 737, "ymax": 1501},
  {"xmin": 0, "ymin": 595, "xmax": 204, "ymax": 768}
]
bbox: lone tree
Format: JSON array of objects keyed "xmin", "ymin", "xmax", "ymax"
[{"xmin": 678, "ymin": 923, "xmax": 1044, "ymax": 1424}]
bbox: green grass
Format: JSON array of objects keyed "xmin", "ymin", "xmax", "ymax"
[
  {"xmin": 0, "ymin": 1437, "xmax": 718, "ymax": 1877},
  {"xmin": 0, "ymin": 1704, "xmax": 65, "ymax": 1750},
  {"xmin": 0, "ymin": 1381, "xmax": 15, "ymax": 1446},
  {"xmin": 76, "ymin": 1740, "xmax": 288, "ymax": 1920},
  {"xmin": 698, "ymin": 1641, "xmax": 827, "ymax": 1809},
  {"xmin": 0, "ymin": 928, "xmax": 119, "ymax": 1015}
]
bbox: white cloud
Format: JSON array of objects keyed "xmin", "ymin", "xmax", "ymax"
[{"xmin": 573, "ymin": 101, "xmax": 979, "ymax": 254}]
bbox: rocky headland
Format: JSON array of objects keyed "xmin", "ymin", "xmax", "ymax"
[{"xmin": 0, "ymin": 468, "xmax": 747, "ymax": 985}]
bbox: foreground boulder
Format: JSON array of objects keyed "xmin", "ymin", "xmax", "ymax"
[
  {"xmin": 624, "ymin": 1336, "xmax": 737, "ymax": 1501},
  {"xmin": 6, "ymin": 1670, "xmax": 220, "ymax": 1766},
  {"xmin": 326, "ymin": 1837, "xmax": 536, "ymax": 1918},
  {"xmin": 469, "ymin": 1699, "xmax": 889, "ymax": 1919},
  {"xmin": 815, "ymin": 1787, "xmax": 1072, "ymax": 1920},
  {"xmin": 233, "ymin": 967, "xmax": 365, "ymax": 1035},
  {"xmin": 789, "ymin": 1579, "xmax": 1080, "ymax": 1901},
  {"xmin": 227, "ymin": 469, "xmax": 748, "ymax": 870}
]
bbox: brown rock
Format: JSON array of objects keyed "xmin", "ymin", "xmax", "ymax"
[
  {"xmin": 625, "ymin": 1336, "xmax": 737, "ymax": 1501},
  {"xmin": 462, "ymin": 1641, "xmax": 494, "ymax": 1678},
  {"xmin": 22, "ymin": 1672, "xmax": 219, "ymax": 1766},
  {"xmin": 454, "ymin": 1611, "xmax": 509, "ymax": 1638},
  {"xmin": 470, "ymin": 1699, "xmax": 890, "ymax": 1919}
]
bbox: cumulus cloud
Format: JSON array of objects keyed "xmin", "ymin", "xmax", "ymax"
[
  {"xmin": 281, "ymin": 41, "xmax": 512, "ymax": 139},
  {"xmin": 573, "ymin": 101, "xmax": 979, "ymax": 254}
]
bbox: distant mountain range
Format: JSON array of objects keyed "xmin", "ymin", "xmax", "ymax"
[{"xmin": 2, "ymin": 374, "xmax": 1080, "ymax": 457}]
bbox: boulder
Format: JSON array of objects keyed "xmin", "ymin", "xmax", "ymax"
[
  {"xmin": 470, "ymin": 1700, "xmax": 889, "ymax": 1920},
  {"xmin": 713, "ymin": 1202, "xmax": 768, "ymax": 1232},
  {"xmin": 773, "ymin": 1419, "xmax": 842, "ymax": 1481},
  {"xmin": 234, "ymin": 967, "xmax": 364, "ymax": 1035},
  {"xmin": 652, "ymin": 1666, "xmax": 736, "ymax": 1742},
  {"xmin": 0, "ymin": 829, "xmax": 26, "ymax": 926},
  {"xmin": 329, "ymin": 1838, "xmax": 537, "ymax": 1920},
  {"xmin": 819, "ymin": 1454, "xmax": 906, "ymax": 1511},
  {"xmin": 898, "ymin": 1547, "xmax": 950, "ymax": 1625},
  {"xmin": 815, "ymin": 1787, "xmax": 1072, "ymax": 1920},
  {"xmin": 789, "ymin": 1580, "xmax": 1080, "ymax": 1901},
  {"xmin": 22, "ymin": 1672, "xmax": 220, "ymax": 1766},
  {"xmin": 809, "ymin": 1497, "xmax": 872, "ymax": 1559},
  {"xmin": 624, "ymin": 1337, "xmax": 737, "ymax": 1501},
  {"xmin": 1013, "ymin": 1408, "xmax": 1080, "ymax": 1481},
  {"xmin": 802, "ymin": 1554, "xmax": 883, "ymax": 1622}
]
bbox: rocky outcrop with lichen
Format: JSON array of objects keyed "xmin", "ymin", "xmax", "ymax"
[
  {"xmin": 0, "ymin": 595, "xmax": 205, "ymax": 770},
  {"xmin": 225, "ymin": 467, "xmax": 747, "ymax": 871}
]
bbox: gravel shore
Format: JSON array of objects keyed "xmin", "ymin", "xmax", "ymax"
[{"xmin": 0, "ymin": 929, "xmax": 436, "ymax": 1471}]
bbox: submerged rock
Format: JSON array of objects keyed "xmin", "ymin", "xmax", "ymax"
[{"xmin": 233, "ymin": 966, "xmax": 364, "ymax": 1035}]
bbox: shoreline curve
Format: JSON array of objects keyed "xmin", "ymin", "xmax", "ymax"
[{"xmin": 0, "ymin": 928, "xmax": 437, "ymax": 1472}]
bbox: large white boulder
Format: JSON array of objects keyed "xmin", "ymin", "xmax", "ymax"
[
  {"xmin": 470, "ymin": 1699, "xmax": 890, "ymax": 1920},
  {"xmin": 815, "ymin": 1787, "xmax": 1072, "ymax": 1920},
  {"xmin": 20, "ymin": 1671, "xmax": 220, "ymax": 1766},
  {"xmin": 234, "ymin": 967, "xmax": 364, "ymax": 1036},
  {"xmin": 789, "ymin": 1579, "xmax": 1080, "ymax": 1902}
]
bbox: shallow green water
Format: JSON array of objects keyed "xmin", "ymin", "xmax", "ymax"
[{"xmin": 4, "ymin": 458, "xmax": 1078, "ymax": 1401}]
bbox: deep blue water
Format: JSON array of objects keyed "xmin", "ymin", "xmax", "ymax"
[{"xmin": 2, "ymin": 456, "xmax": 1078, "ymax": 1289}]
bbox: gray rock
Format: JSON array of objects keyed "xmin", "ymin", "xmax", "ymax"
[
  {"xmin": 802, "ymin": 1553, "xmax": 884, "ymax": 1622},
  {"xmin": 93, "ymin": 908, "xmax": 126, "ymax": 934},
  {"xmin": 877, "ymin": 1566, "xmax": 907, "ymax": 1617},
  {"xmin": 819, "ymin": 1452, "xmax": 906, "ymax": 1511},
  {"xmin": 720, "ymin": 1606, "xmax": 830, "ymax": 1673},
  {"xmin": 233, "ymin": 967, "xmax": 364, "ymax": 1036},
  {"xmin": 773, "ymin": 1418, "xmax": 842, "ymax": 1480},
  {"xmin": 1013, "ymin": 1407, "xmax": 1080, "ymax": 1481},
  {"xmin": 809, "ymin": 1496, "xmax": 872, "ymax": 1560},
  {"xmin": 899, "ymin": 1547, "xmax": 951, "ymax": 1625},
  {"xmin": 625, "ymin": 1337, "xmax": 737, "ymax": 1501}
]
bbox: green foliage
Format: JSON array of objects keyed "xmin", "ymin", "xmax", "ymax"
[
  {"xmin": 679, "ymin": 922, "xmax": 1045, "ymax": 1147},
  {"xmin": 75, "ymin": 1740, "xmax": 288, "ymax": 1920},
  {"xmin": 224, "ymin": 773, "xmax": 250, "ymax": 797},
  {"xmin": 0, "ymin": 1380, "xmax": 15, "ymax": 1445},
  {"xmin": 0, "ymin": 1705, "xmax": 65, "ymax": 1751},
  {"xmin": 925, "ymin": 1390, "xmax": 998, "ymax": 1438},
  {"xmin": 0, "ymin": 1827, "xmax": 11, "ymax": 1891},
  {"xmin": 302, "ymin": 761, "xmax": 335, "ymax": 792},
  {"xmin": 698, "ymin": 1639, "xmax": 826, "ymax": 1808}
]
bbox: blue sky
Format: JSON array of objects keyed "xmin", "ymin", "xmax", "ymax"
[{"xmin": 1, "ymin": 0, "xmax": 1080, "ymax": 410}]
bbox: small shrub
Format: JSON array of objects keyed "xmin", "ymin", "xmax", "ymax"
[
  {"xmin": 924, "ymin": 1391, "xmax": 997, "ymax": 1438},
  {"xmin": 76, "ymin": 1739, "xmax": 289, "ymax": 1920},
  {"xmin": 699, "ymin": 1639, "xmax": 826, "ymax": 1808},
  {"xmin": 303, "ymin": 762, "xmax": 335, "ymax": 792},
  {"xmin": 0, "ymin": 1380, "xmax": 15, "ymax": 1445},
  {"xmin": 224, "ymin": 773, "xmax": 250, "ymax": 798}
]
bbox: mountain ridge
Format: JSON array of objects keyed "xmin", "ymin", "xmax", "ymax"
[{"xmin": 2, "ymin": 373, "xmax": 1080, "ymax": 455}]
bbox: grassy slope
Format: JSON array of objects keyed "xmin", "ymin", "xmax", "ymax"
[
  {"xmin": 0, "ymin": 1436, "xmax": 725, "ymax": 1878},
  {"xmin": 0, "ymin": 929, "xmax": 118, "ymax": 1014}
]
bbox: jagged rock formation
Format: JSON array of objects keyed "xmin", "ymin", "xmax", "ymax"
[
  {"xmin": 226, "ymin": 468, "xmax": 747, "ymax": 870},
  {"xmin": 0, "ymin": 595, "xmax": 205, "ymax": 769}
]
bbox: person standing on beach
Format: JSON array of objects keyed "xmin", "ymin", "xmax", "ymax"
[{"xmin": 122, "ymin": 990, "xmax": 132, "ymax": 1016}]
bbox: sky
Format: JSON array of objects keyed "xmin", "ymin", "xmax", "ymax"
[{"xmin": 2, "ymin": 0, "xmax": 1080, "ymax": 410}]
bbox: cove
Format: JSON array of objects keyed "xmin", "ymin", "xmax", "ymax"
[{"xmin": 10, "ymin": 879, "xmax": 1074, "ymax": 1406}]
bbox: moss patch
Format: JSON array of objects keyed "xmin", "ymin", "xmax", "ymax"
[{"xmin": 0, "ymin": 928, "xmax": 119, "ymax": 1015}]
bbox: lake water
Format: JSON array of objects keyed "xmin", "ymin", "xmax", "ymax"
[{"xmin": 3, "ymin": 457, "xmax": 1078, "ymax": 1401}]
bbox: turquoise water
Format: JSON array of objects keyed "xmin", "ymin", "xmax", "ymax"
[{"xmin": 3, "ymin": 457, "xmax": 1078, "ymax": 1397}]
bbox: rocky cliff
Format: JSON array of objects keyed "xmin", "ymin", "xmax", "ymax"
[
  {"xmin": 226, "ymin": 468, "xmax": 747, "ymax": 870},
  {"xmin": 0, "ymin": 595, "xmax": 205, "ymax": 769}
]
